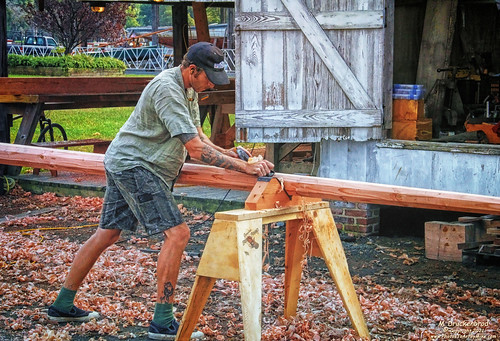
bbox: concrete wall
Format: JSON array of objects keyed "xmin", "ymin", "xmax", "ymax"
[{"xmin": 318, "ymin": 139, "xmax": 500, "ymax": 197}]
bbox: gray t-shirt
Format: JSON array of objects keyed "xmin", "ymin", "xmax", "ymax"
[{"xmin": 104, "ymin": 67, "xmax": 201, "ymax": 188}]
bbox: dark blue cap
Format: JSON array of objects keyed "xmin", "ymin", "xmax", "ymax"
[{"xmin": 186, "ymin": 42, "xmax": 229, "ymax": 85}]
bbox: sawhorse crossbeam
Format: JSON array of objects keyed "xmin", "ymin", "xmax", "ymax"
[{"xmin": 177, "ymin": 177, "xmax": 370, "ymax": 340}]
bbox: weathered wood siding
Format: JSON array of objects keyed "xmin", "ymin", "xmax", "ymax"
[
  {"xmin": 235, "ymin": 0, "xmax": 387, "ymax": 142},
  {"xmin": 318, "ymin": 140, "xmax": 500, "ymax": 197}
]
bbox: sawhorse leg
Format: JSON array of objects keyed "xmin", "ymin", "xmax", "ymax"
[
  {"xmin": 284, "ymin": 209, "xmax": 369, "ymax": 339},
  {"xmin": 176, "ymin": 276, "xmax": 216, "ymax": 341},
  {"xmin": 311, "ymin": 208, "xmax": 369, "ymax": 338},
  {"xmin": 177, "ymin": 218, "xmax": 263, "ymax": 341}
]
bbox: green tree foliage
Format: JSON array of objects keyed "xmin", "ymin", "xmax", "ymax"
[
  {"xmin": 125, "ymin": 4, "xmax": 221, "ymax": 29},
  {"xmin": 126, "ymin": 5, "xmax": 140, "ymax": 28},
  {"xmin": 23, "ymin": 0, "xmax": 129, "ymax": 54},
  {"xmin": 206, "ymin": 7, "xmax": 222, "ymax": 24}
]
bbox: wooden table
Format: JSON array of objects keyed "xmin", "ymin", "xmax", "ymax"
[{"xmin": 0, "ymin": 77, "xmax": 235, "ymax": 175}]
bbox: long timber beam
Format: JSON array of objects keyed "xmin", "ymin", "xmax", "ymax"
[{"xmin": 0, "ymin": 143, "xmax": 499, "ymax": 215}]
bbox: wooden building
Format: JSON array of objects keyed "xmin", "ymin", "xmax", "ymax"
[{"xmin": 234, "ymin": 0, "xmax": 499, "ymax": 202}]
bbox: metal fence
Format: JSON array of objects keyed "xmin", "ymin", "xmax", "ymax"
[
  {"xmin": 7, "ymin": 45, "xmax": 61, "ymax": 57},
  {"xmin": 8, "ymin": 44, "xmax": 236, "ymax": 73}
]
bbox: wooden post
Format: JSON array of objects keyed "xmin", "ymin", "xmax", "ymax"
[
  {"xmin": 416, "ymin": 0, "xmax": 458, "ymax": 137},
  {"xmin": 310, "ymin": 208, "xmax": 369, "ymax": 338},
  {"xmin": 284, "ymin": 219, "xmax": 305, "ymax": 318},
  {"xmin": 172, "ymin": 3, "xmax": 188, "ymax": 65},
  {"xmin": 0, "ymin": 0, "xmax": 8, "ymax": 177},
  {"xmin": 0, "ymin": 0, "xmax": 6, "ymax": 78},
  {"xmin": 151, "ymin": 4, "xmax": 159, "ymax": 46},
  {"xmin": 192, "ymin": 2, "xmax": 211, "ymax": 43}
]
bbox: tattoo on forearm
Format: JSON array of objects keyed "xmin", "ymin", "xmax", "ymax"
[
  {"xmin": 160, "ymin": 282, "xmax": 174, "ymax": 303},
  {"xmin": 200, "ymin": 145, "xmax": 244, "ymax": 171}
]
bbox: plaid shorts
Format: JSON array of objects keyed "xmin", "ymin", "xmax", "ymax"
[{"xmin": 99, "ymin": 166, "xmax": 184, "ymax": 235}]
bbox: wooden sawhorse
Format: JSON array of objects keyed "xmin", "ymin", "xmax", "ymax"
[{"xmin": 177, "ymin": 178, "xmax": 370, "ymax": 340}]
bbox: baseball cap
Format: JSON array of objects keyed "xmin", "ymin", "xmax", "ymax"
[{"xmin": 186, "ymin": 42, "xmax": 229, "ymax": 85}]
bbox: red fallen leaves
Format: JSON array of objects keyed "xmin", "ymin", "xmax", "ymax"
[
  {"xmin": 1, "ymin": 226, "xmax": 499, "ymax": 340},
  {"xmin": 1, "ymin": 190, "xmax": 499, "ymax": 340}
]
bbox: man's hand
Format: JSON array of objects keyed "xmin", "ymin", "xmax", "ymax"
[
  {"xmin": 245, "ymin": 159, "xmax": 274, "ymax": 177},
  {"xmin": 184, "ymin": 135, "xmax": 274, "ymax": 176}
]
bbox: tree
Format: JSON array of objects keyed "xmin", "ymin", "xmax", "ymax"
[
  {"xmin": 24, "ymin": 0, "xmax": 128, "ymax": 53},
  {"xmin": 6, "ymin": 0, "xmax": 30, "ymax": 40}
]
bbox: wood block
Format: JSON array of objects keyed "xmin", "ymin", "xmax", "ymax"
[
  {"xmin": 392, "ymin": 119, "xmax": 432, "ymax": 140},
  {"xmin": 393, "ymin": 99, "xmax": 425, "ymax": 121},
  {"xmin": 425, "ymin": 221, "xmax": 475, "ymax": 262}
]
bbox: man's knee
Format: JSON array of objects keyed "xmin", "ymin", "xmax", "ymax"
[
  {"xmin": 164, "ymin": 223, "xmax": 190, "ymax": 247},
  {"xmin": 93, "ymin": 228, "xmax": 121, "ymax": 247}
]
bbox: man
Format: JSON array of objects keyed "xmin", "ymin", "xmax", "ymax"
[{"xmin": 47, "ymin": 42, "xmax": 274, "ymax": 340}]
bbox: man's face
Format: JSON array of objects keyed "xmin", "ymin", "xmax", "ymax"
[{"xmin": 190, "ymin": 68, "xmax": 215, "ymax": 93}]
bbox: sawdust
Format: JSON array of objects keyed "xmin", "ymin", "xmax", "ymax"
[{"xmin": 0, "ymin": 186, "xmax": 499, "ymax": 340}]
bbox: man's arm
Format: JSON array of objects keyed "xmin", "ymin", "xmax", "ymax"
[
  {"xmin": 183, "ymin": 134, "xmax": 273, "ymax": 177},
  {"xmin": 196, "ymin": 127, "xmax": 239, "ymax": 158}
]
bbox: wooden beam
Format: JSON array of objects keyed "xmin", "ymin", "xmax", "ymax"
[
  {"xmin": 236, "ymin": 110, "xmax": 382, "ymax": 128},
  {"xmin": 192, "ymin": 2, "xmax": 211, "ymax": 42},
  {"xmin": 1, "ymin": 143, "xmax": 499, "ymax": 215},
  {"xmin": 236, "ymin": 10, "xmax": 385, "ymax": 31},
  {"xmin": 0, "ymin": 77, "xmax": 152, "ymax": 95}
]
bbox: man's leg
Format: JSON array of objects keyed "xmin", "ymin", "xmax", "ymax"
[
  {"xmin": 49, "ymin": 228, "xmax": 121, "ymax": 321},
  {"xmin": 153, "ymin": 222, "xmax": 190, "ymax": 327},
  {"xmin": 149, "ymin": 222, "xmax": 204, "ymax": 339},
  {"xmin": 63, "ymin": 228, "xmax": 122, "ymax": 290}
]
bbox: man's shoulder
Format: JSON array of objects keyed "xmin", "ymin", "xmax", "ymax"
[
  {"xmin": 151, "ymin": 67, "xmax": 183, "ymax": 90},
  {"xmin": 155, "ymin": 67, "xmax": 180, "ymax": 80}
]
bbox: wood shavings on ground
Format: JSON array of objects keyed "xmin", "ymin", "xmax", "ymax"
[{"xmin": 0, "ymin": 187, "xmax": 499, "ymax": 340}]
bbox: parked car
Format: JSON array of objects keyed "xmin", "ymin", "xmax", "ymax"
[{"xmin": 21, "ymin": 36, "xmax": 60, "ymax": 56}]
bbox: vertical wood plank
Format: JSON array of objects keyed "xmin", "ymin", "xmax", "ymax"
[
  {"xmin": 285, "ymin": 31, "xmax": 304, "ymax": 110},
  {"xmin": 262, "ymin": 31, "xmax": 284, "ymax": 110},
  {"xmin": 172, "ymin": 4, "xmax": 188, "ymax": 65},
  {"xmin": 384, "ymin": 0, "xmax": 395, "ymax": 129},
  {"xmin": 240, "ymin": 0, "xmax": 262, "ymax": 12},
  {"xmin": 416, "ymin": 0, "xmax": 458, "ymax": 93},
  {"xmin": 236, "ymin": 219, "xmax": 263, "ymax": 341},
  {"xmin": 0, "ymin": 0, "xmax": 7, "ymax": 78},
  {"xmin": 284, "ymin": 219, "xmax": 306, "ymax": 318},
  {"xmin": 240, "ymin": 32, "xmax": 263, "ymax": 111},
  {"xmin": 265, "ymin": 0, "xmax": 284, "ymax": 12},
  {"xmin": 192, "ymin": 2, "xmax": 211, "ymax": 42}
]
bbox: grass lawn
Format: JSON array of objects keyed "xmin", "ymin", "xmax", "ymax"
[
  {"xmin": 10, "ymin": 107, "xmax": 228, "ymax": 153},
  {"xmin": 10, "ymin": 107, "xmax": 133, "ymax": 153}
]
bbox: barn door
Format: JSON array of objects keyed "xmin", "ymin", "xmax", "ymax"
[{"xmin": 235, "ymin": 0, "xmax": 389, "ymax": 142}]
